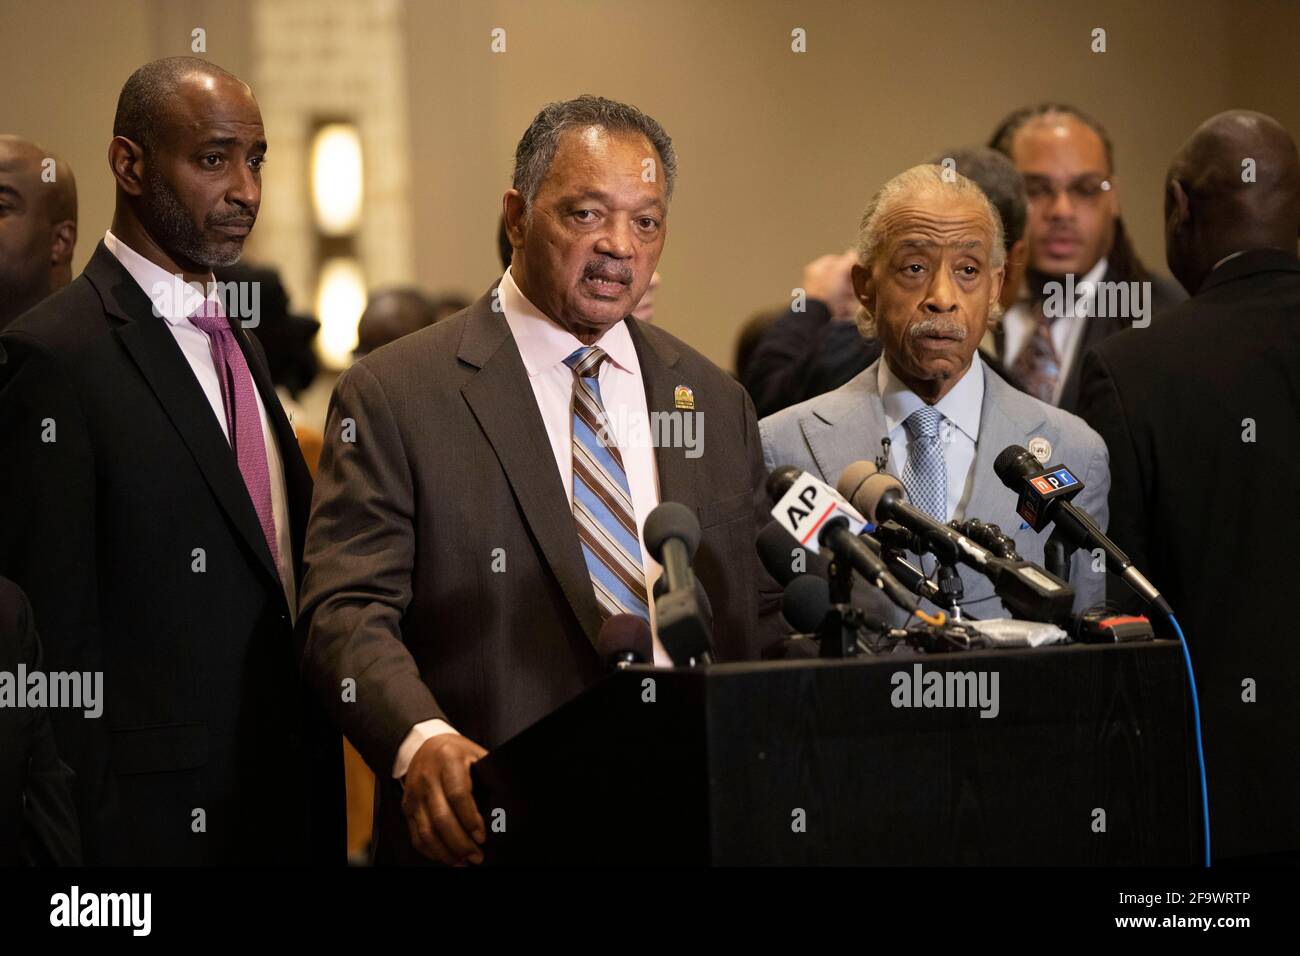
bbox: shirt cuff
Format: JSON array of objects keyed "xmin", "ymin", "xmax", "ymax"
[{"xmin": 392, "ymin": 718, "xmax": 457, "ymax": 779}]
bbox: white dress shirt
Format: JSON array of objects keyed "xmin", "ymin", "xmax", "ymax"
[
  {"xmin": 103, "ymin": 230, "xmax": 296, "ymax": 617},
  {"xmin": 878, "ymin": 350, "xmax": 985, "ymax": 522},
  {"xmin": 392, "ymin": 267, "xmax": 665, "ymax": 777},
  {"xmin": 1001, "ymin": 256, "xmax": 1108, "ymax": 405}
]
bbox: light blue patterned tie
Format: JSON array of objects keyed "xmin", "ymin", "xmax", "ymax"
[
  {"xmin": 563, "ymin": 346, "xmax": 650, "ymax": 621},
  {"xmin": 902, "ymin": 406, "xmax": 947, "ymax": 521}
]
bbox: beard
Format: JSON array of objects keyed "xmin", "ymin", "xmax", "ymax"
[{"xmin": 145, "ymin": 165, "xmax": 247, "ymax": 269}]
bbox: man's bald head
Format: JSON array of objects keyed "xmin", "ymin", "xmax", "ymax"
[
  {"xmin": 0, "ymin": 136, "xmax": 78, "ymax": 224},
  {"xmin": 108, "ymin": 57, "xmax": 265, "ymax": 281},
  {"xmin": 1165, "ymin": 110, "xmax": 1300, "ymax": 293},
  {"xmin": 355, "ymin": 288, "xmax": 440, "ymax": 357},
  {"xmin": 0, "ymin": 135, "xmax": 78, "ymax": 327},
  {"xmin": 113, "ymin": 57, "xmax": 246, "ymax": 156}
]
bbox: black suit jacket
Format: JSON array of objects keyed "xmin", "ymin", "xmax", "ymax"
[
  {"xmin": 742, "ymin": 300, "xmax": 883, "ymax": 419},
  {"xmin": 0, "ymin": 242, "xmax": 344, "ymax": 865},
  {"xmin": 0, "ymin": 575, "xmax": 81, "ymax": 865},
  {"xmin": 298, "ymin": 288, "xmax": 783, "ymax": 864},
  {"xmin": 1077, "ymin": 249, "xmax": 1300, "ymax": 860}
]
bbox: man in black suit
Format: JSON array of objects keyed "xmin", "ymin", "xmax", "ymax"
[
  {"xmin": 0, "ymin": 572, "xmax": 81, "ymax": 865},
  {"xmin": 299, "ymin": 95, "xmax": 782, "ymax": 866},
  {"xmin": 989, "ymin": 103, "xmax": 1185, "ymax": 413},
  {"xmin": 0, "ymin": 57, "xmax": 342, "ymax": 864},
  {"xmin": 1078, "ymin": 110, "xmax": 1300, "ymax": 862}
]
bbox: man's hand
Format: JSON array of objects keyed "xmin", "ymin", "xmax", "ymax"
[
  {"xmin": 801, "ymin": 249, "xmax": 859, "ymax": 321},
  {"xmin": 401, "ymin": 733, "xmax": 489, "ymax": 865}
]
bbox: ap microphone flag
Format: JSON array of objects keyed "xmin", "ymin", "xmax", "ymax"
[{"xmin": 769, "ymin": 470, "xmax": 866, "ymax": 553}]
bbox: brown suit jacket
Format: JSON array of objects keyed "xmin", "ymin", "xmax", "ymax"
[{"xmin": 298, "ymin": 288, "xmax": 782, "ymax": 863}]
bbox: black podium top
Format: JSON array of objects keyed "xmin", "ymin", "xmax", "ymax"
[{"xmin": 472, "ymin": 641, "xmax": 1194, "ymax": 865}]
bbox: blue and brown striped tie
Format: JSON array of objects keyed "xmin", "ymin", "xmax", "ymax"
[{"xmin": 563, "ymin": 346, "xmax": 650, "ymax": 621}]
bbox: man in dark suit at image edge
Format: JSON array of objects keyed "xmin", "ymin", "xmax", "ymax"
[
  {"xmin": 0, "ymin": 57, "xmax": 343, "ymax": 864},
  {"xmin": 1078, "ymin": 110, "xmax": 1300, "ymax": 863},
  {"xmin": 298, "ymin": 95, "xmax": 783, "ymax": 865}
]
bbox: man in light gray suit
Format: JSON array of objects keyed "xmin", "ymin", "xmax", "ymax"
[{"xmin": 761, "ymin": 164, "xmax": 1110, "ymax": 624}]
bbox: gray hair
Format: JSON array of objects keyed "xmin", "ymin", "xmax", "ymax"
[
  {"xmin": 511, "ymin": 95, "xmax": 677, "ymax": 214},
  {"xmin": 853, "ymin": 164, "xmax": 1005, "ymax": 336}
]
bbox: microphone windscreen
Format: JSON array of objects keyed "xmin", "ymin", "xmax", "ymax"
[
  {"xmin": 764, "ymin": 465, "xmax": 802, "ymax": 505},
  {"xmin": 643, "ymin": 501, "xmax": 701, "ymax": 563},
  {"xmin": 836, "ymin": 460, "xmax": 903, "ymax": 524},
  {"xmin": 993, "ymin": 444, "xmax": 1044, "ymax": 489},
  {"xmin": 782, "ymin": 573, "xmax": 831, "ymax": 634},
  {"xmin": 596, "ymin": 613, "xmax": 652, "ymax": 665},
  {"xmin": 757, "ymin": 520, "xmax": 828, "ymax": 586}
]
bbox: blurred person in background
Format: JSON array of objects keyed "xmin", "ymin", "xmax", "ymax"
[
  {"xmin": 988, "ymin": 103, "xmax": 1185, "ymax": 411},
  {"xmin": 0, "ymin": 135, "xmax": 77, "ymax": 329}
]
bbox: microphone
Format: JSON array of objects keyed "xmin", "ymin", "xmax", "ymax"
[
  {"xmin": 765, "ymin": 468, "xmax": 918, "ymax": 613},
  {"xmin": 993, "ymin": 445, "xmax": 1168, "ymax": 612},
  {"xmin": 643, "ymin": 502, "xmax": 713, "ymax": 666},
  {"xmin": 761, "ymin": 512, "xmax": 951, "ymax": 616},
  {"xmin": 596, "ymin": 613, "xmax": 652, "ymax": 670},
  {"xmin": 859, "ymin": 527, "xmax": 951, "ymax": 608},
  {"xmin": 951, "ymin": 518, "xmax": 1020, "ymax": 560},
  {"xmin": 781, "ymin": 573, "xmax": 831, "ymax": 634},
  {"xmin": 652, "ymin": 574, "xmax": 714, "ymax": 634},
  {"xmin": 837, "ymin": 461, "xmax": 1075, "ymax": 624},
  {"xmin": 837, "ymin": 461, "xmax": 977, "ymax": 564},
  {"xmin": 764, "ymin": 465, "xmax": 803, "ymax": 509},
  {"xmin": 644, "ymin": 501, "xmax": 700, "ymax": 594},
  {"xmin": 757, "ymin": 520, "xmax": 829, "ymax": 586}
]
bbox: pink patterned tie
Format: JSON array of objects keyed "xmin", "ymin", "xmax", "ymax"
[{"xmin": 189, "ymin": 299, "xmax": 281, "ymax": 570}]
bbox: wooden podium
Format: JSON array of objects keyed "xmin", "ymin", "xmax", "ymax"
[{"xmin": 471, "ymin": 641, "xmax": 1196, "ymax": 865}]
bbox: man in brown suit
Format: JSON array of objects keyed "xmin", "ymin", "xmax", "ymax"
[{"xmin": 299, "ymin": 95, "xmax": 781, "ymax": 865}]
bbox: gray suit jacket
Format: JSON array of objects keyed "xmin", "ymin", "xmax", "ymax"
[
  {"xmin": 759, "ymin": 358, "xmax": 1110, "ymax": 625},
  {"xmin": 298, "ymin": 287, "xmax": 782, "ymax": 863}
]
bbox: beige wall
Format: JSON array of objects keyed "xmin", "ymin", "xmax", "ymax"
[
  {"xmin": 1227, "ymin": 0, "xmax": 1300, "ymax": 135},
  {"xmin": 5, "ymin": 0, "xmax": 1295, "ymax": 369},
  {"xmin": 3, "ymin": 0, "xmax": 252, "ymax": 278},
  {"xmin": 404, "ymin": 0, "xmax": 1243, "ymax": 367},
  {"xmin": 5, "ymin": 0, "xmax": 152, "ymax": 273}
]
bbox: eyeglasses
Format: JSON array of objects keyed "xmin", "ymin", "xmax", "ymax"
[{"xmin": 1023, "ymin": 175, "xmax": 1112, "ymax": 206}]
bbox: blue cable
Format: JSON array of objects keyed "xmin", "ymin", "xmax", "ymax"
[{"xmin": 1166, "ymin": 611, "xmax": 1211, "ymax": 866}]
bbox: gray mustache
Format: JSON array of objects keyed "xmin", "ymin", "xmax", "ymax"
[
  {"xmin": 584, "ymin": 262, "xmax": 632, "ymax": 284},
  {"xmin": 908, "ymin": 318, "xmax": 966, "ymax": 340}
]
